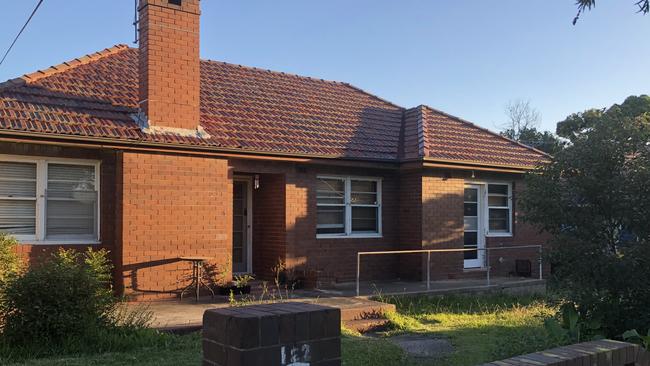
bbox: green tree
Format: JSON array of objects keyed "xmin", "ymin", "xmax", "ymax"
[
  {"xmin": 502, "ymin": 127, "xmax": 564, "ymax": 155},
  {"xmin": 574, "ymin": 0, "xmax": 649, "ymax": 24},
  {"xmin": 556, "ymin": 95, "xmax": 650, "ymax": 141},
  {"xmin": 520, "ymin": 95, "xmax": 650, "ymax": 337}
]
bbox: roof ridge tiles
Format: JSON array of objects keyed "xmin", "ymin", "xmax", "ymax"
[
  {"xmin": 202, "ymin": 58, "xmax": 353, "ymax": 87},
  {"xmin": 342, "ymin": 83, "xmax": 404, "ymax": 110},
  {"xmin": 8, "ymin": 44, "xmax": 130, "ymax": 85},
  {"xmin": 420, "ymin": 104, "xmax": 552, "ymax": 159}
]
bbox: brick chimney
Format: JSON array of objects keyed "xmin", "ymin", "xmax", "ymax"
[{"xmin": 137, "ymin": 0, "xmax": 201, "ymax": 133}]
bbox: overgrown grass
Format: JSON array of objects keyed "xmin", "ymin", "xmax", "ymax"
[
  {"xmin": 341, "ymin": 327, "xmax": 414, "ymax": 366},
  {"xmin": 2, "ymin": 294, "xmax": 563, "ymax": 366},
  {"xmin": 355, "ymin": 293, "xmax": 565, "ymax": 366}
]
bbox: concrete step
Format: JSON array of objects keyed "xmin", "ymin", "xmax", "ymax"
[
  {"xmin": 338, "ymin": 302, "xmax": 396, "ymax": 321},
  {"xmin": 344, "ymin": 318, "xmax": 391, "ymax": 333}
]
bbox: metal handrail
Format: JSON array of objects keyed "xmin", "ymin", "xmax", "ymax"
[{"xmin": 355, "ymin": 245, "xmax": 543, "ymax": 296}]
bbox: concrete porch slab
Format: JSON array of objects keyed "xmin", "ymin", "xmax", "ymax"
[{"xmin": 136, "ymin": 276, "xmax": 545, "ymax": 332}]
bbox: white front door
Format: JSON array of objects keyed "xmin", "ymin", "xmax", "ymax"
[
  {"xmin": 232, "ymin": 178, "xmax": 252, "ymax": 274},
  {"xmin": 464, "ymin": 184, "xmax": 485, "ymax": 268}
]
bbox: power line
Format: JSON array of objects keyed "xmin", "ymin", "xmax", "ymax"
[{"xmin": 0, "ymin": 0, "xmax": 45, "ymax": 67}]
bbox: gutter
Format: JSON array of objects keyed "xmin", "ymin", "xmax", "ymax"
[
  {"xmin": 0, "ymin": 131, "xmax": 400, "ymax": 169},
  {"xmin": 0, "ymin": 131, "xmax": 542, "ymax": 173}
]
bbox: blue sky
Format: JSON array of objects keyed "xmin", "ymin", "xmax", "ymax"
[{"xmin": 0, "ymin": 1, "xmax": 648, "ymax": 132}]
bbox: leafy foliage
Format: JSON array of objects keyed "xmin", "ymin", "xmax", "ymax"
[
  {"xmin": 521, "ymin": 95, "xmax": 650, "ymax": 337},
  {"xmin": 623, "ymin": 329, "xmax": 650, "ymax": 350},
  {"xmin": 0, "ymin": 234, "xmax": 21, "ymax": 284},
  {"xmin": 502, "ymin": 127, "xmax": 564, "ymax": 155},
  {"xmin": 0, "ymin": 248, "xmax": 157, "ymax": 362},
  {"xmin": 0, "ymin": 234, "xmax": 22, "ymax": 331},
  {"xmin": 543, "ymin": 303, "xmax": 603, "ymax": 343},
  {"xmin": 1, "ymin": 248, "xmax": 117, "ymax": 346}
]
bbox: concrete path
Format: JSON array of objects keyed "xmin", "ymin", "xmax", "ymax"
[
  {"xmin": 387, "ymin": 334, "xmax": 454, "ymax": 359},
  {"xmin": 139, "ymin": 295, "xmax": 394, "ymax": 331}
]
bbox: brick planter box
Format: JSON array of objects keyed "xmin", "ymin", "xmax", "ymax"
[
  {"xmin": 481, "ymin": 339, "xmax": 649, "ymax": 366},
  {"xmin": 203, "ymin": 302, "xmax": 341, "ymax": 366}
]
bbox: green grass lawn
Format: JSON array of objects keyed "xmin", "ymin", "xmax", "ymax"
[
  {"xmin": 2, "ymin": 294, "xmax": 563, "ymax": 366},
  {"xmin": 343, "ymin": 293, "xmax": 564, "ymax": 366}
]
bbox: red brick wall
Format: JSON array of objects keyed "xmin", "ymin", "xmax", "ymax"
[
  {"xmin": 118, "ymin": 151, "xmax": 231, "ymax": 300},
  {"xmin": 421, "ymin": 171, "xmax": 466, "ymax": 280},
  {"xmin": 419, "ymin": 169, "xmax": 549, "ymax": 280},
  {"xmin": 398, "ymin": 170, "xmax": 423, "ymax": 279},
  {"xmin": 252, "ymin": 173, "xmax": 286, "ymax": 280},
  {"xmin": 230, "ymin": 159, "xmax": 401, "ymax": 284},
  {"xmin": 485, "ymin": 180, "xmax": 549, "ymax": 279},
  {"xmin": 138, "ymin": 0, "xmax": 200, "ymax": 130},
  {"xmin": 284, "ymin": 166, "xmax": 400, "ymax": 283},
  {"xmin": 4, "ymin": 143, "xmax": 549, "ymax": 295}
]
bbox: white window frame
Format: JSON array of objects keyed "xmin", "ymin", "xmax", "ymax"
[
  {"xmin": 464, "ymin": 180, "xmax": 513, "ymax": 237},
  {"xmin": 316, "ymin": 175, "xmax": 383, "ymax": 239},
  {"xmin": 485, "ymin": 182, "xmax": 513, "ymax": 237},
  {"xmin": 0, "ymin": 154, "xmax": 101, "ymax": 245}
]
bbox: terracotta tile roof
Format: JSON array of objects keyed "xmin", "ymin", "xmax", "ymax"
[
  {"xmin": 402, "ymin": 105, "xmax": 549, "ymax": 168},
  {"xmin": 0, "ymin": 45, "xmax": 547, "ymax": 168},
  {"xmin": 0, "ymin": 45, "xmax": 403, "ymax": 160}
]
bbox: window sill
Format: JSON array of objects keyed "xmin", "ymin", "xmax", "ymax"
[
  {"xmin": 486, "ymin": 233, "xmax": 513, "ymax": 238},
  {"xmin": 463, "ymin": 267, "xmax": 487, "ymax": 272},
  {"xmin": 18, "ymin": 240, "xmax": 102, "ymax": 246},
  {"xmin": 316, "ymin": 234, "xmax": 383, "ymax": 240}
]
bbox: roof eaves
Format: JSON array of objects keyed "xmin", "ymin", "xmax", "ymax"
[{"xmin": 422, "ymin": 156, "xmax": 540, "ymax": 171}]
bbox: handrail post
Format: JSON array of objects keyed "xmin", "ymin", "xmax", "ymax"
[
  {"xmin": 356, "ymin": 252, "xmax": 361, "ymax": 297},
  {"xmin": 486, "ymin": 248, "xmax": 491, "ymax": 287},
  {"xmin": 538, "ymin": 246, "xmax": 543, "ymax": 280},
  {"xmin": 426, "ymin": 251, "xmax": 431, "ymax": 291}
]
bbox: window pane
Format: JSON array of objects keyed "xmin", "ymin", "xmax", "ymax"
[
  {"xmin": 464, "ymin": 203, "xmax": 477, "ymax": 216},
  {"xmin": 317, "ymin": 178, "xmax": 345, "ymax": 205},
  {"xmin": 464, "ymin": 188, "xmax": 478, "ymax": 202},
  {"xmin": 464, "ymin": 217, "xmax": 478, "ymax": 231},
  {"xmin": 488, "ymin": 195, "xmax": 508, "ymax": 207},
  {"xmin": 0, "ymin": 200, "xmax": 36, "ymax": 235},
  {"xmin": 489, "ymin": 208, "xmax": 510, "ymax": 232},
  {"xmin": 317, "ymin": 206, "xmax": 345, "ymax": 235},
  {"xmin": 464, "ymin": 232, "xmax": 478, "ymax": 259},
  {"xmin": 46, "ymin": 198, "xmax": 97, "ymax": 238},
  {"xmin": 46, "ymin": 164, "xmax": 97, "ymax": 239},
  {"xmin": 464, "ymin": 232, "xmax": 478, "ymax": 246},
  {"xmin": 0, "ymin": 162, "xmax": 36, "ymax": 197},
  {"xmin": 48, "ymin": 164, "xmax": 95, "ymax": 183},
  {"xmin": 351, "ymin": 180, "xmax": 377, "ymax": 193},
  {"xmin": 351, "ymin": 207, "xmax": 378, "ymax": 233},
  {"xmin": 351, "ymin": 193, "xmax": 377, "ymax": 205},
  {"xmin": 488, "ymin": 184, "xmax": 508, "ymax": 195}
]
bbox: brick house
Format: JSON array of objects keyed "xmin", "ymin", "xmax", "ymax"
[{"xmin": 0, "ymin": 0, "xmax": 548, "ymax": 299}]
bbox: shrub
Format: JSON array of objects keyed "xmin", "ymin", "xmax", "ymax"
[
  {"xmin": 0, "ymin": 234, "xmax": 22, "ymax": 329},
  {"xmin": 520, "ymin": 95, "xmax": 650, "ymax": 337},
  {"xmin": 1, "ymin": 248, "xmax": 118, "ymax": 346},
  {"xmin": 0, "ymin": 233, "xmax": 21, "ymax": 284}
]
